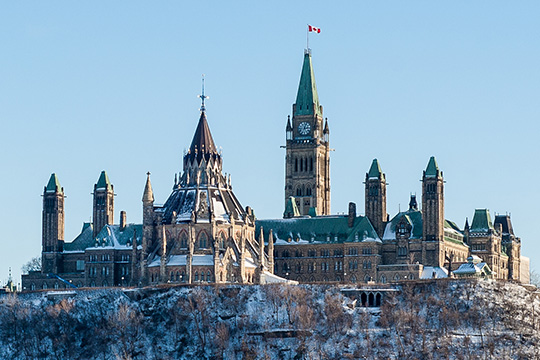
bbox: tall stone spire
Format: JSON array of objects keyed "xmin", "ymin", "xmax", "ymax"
[
  {"xmin": 142, "ymin": 172, "xmax": 154, "ymax": 203},
  {"xmin": 42, "ymin": 173, "xmax": 65, "ymax": 274},
  {"xmin": 93, "ymin": 170, "xmax": 114, "ymax": 238}
]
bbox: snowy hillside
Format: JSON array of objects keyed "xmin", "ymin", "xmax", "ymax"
[{"xmin": 0, "ymin": 280, "xmax": 539, "ymax": 359}]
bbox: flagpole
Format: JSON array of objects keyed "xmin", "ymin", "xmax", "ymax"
[{"xmin": 306, "ymin": 24, "xmax": 309, "ymax": 52}]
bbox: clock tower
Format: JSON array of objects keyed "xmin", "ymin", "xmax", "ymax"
[{"xmin": 284, "ymin": 50, "xmax": 330, "ymax": 217}]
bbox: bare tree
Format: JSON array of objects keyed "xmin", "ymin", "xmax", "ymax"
[{"xmin": 21, "ymin": 256, "xmax": 41, "ymax": 274}]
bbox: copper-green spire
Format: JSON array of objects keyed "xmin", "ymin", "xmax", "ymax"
[
  {"xmin": 294, "ymin": 51, "xmax": 321, "ymax": 117},
  {"xmin": 425, "ymin": 156, "xmax": 441, "ymax": 178},
  {"xmin": 45, "ymin": 173, "xmax": 63, "ymax": 194},
  {"xmin": 367, "ymin": 159, "xmax": 384, "ymax": 180},
  {"xmin": 95, "ymin": 170, "xmax": 113, "ymax": 191}
]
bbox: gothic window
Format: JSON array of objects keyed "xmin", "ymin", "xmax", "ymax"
[
  {"xmin": 308, "ymin": 249, "xmax": 316, "ymax": 257},
  {"xmin": 198, "ymin": 232, "xmax": 208, "ymax": 249},
  {"xmin": 207, "ymin": 271, "xmax": 212, "ymax": 282},
  {"xmin": 180, "ymin": 232, "xmax": 188, "ymax": 248},
  {"xmin": 300, "ymin": 158, "xmax": 303, "ymax": 172},
  {"xmin": 304, "ymin": 158, "xmax": 308, "ymax": 172},
  {"xmin": 310, "ymin": 157, "xmax": 313, "ymax": 172},
  {"xmin": 295, "ymin": 250, "xmax": 303, "ymax": 257},
  {"xmin": 364, "ymin": 275, "xmax": 371, "ymax": 283},
  {"xmin": 362, "ymin": 248, "xmax": 372, "ymax": 255},
  {"xmin": 295, "ymin": 158, "xmax": 298, "ymax": 172},
  {"xmin": 283, "ymin": 250, "xmax": 290, "ymax": 258},
  {"xmin": 306, "ymin": 187, "xmax": 312, "ymax": 196},
  {"xmin": 296, "ymin": 188, "xmax": 302, "ymax": 196},
  {"xmin": 348, "ymin": 247, "xmax": 358, "ymax": 256},
  {"xmin": 398, "ymin": 247, "xmax": 407, "ymax": 256},
  {"xmin": 194, "ymin": 272, "xmax": 199, "ymax": 282},
  {"xmin": 380, "ymin": 275, "xmax": 387, "ymax": 284}
]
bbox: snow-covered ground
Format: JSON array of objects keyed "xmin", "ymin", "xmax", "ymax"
[{"xmin": 0, "ymin": 279, "xmax": 538, "ymax": 359}]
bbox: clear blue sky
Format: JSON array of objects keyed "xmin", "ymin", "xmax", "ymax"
[{"xmin": 1, "ymin": 1, "xmax": 539, "ymax": 285}]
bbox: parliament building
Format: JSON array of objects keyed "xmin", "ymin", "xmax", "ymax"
[{"xmin": 22, "ymin": 49, "xmax": 527, "ymax": 290}]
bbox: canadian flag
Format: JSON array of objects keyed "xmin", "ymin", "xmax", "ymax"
[{"xmin": 308, "ymin": 25, "xmax": 321, "ymax": 33}]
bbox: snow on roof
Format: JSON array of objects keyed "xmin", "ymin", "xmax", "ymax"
[
  {"xmin": 420, "ymin": 266, "xmax": 448, "ymax": 279},
  {"xmin": 192, "ymin": 254, "xmax": 214, "ymax": 266},
  {"xmin": 261, "ymin": 270, "xmax": 298, "ymax": 284}
]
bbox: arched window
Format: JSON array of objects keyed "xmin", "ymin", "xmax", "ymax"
[
  {"xmin": 176, "ymin": 271, "xmax": 180, "ymax": 281},
  {"xmin": 207, "ymin": 271, "xmax": 212, "ymax": 282},
  {"xmin": 364, "ymin": 274, "xmax": 371, "ymax": 283},
  {"xmin": 296, "ymin": 188, "xmax": 302, "ymax": 196},
  {"xmin": 295, "ymin": 158, "xmax": 298, "ymax": 172},
  {"xmin": 306, "ymin": 187, "xmax": 312, "ymax": 196},
  {"xmin": 304, "ymin": 158, "xmax": 308, "ymax": 172},
  {"xmin": 181, "ymin": 271, "xmax": 186, "ymax": 282},
  {"xmin": 54, "ymin": 282, "xmax": 59, "ymax": 289},
  {"xmin": 31, "ymin": 283, "xmax": 36, "ymax": 291},
  {"xmin": 194, "ymin": 272, "xmax": 199, "ymax": 282},
  {"xmin": 310, "ymin": 157, "xmax": 313, "ymax": 172},
  {"xmin": 170, "ymin": 272, "xmax": 174, "ymax": 282},
  {"xmin": 198, "ymin": 232, "xmax": 208, "ymax": 249},
  {"xmin": 180, "ymin": 232, "xmax": 188, "ymax": 248}
]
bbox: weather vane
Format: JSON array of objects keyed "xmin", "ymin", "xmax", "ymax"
[{"xmin": 198, "ymin": 74, "xmax": 209, "ymax": 112}]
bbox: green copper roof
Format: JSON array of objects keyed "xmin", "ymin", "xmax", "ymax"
[
  {"xmin": 46, "ymin": 173, "xmax": 63, "ymax": 193},
  {"xmin": 96, "ymin": 171, "xmax": 112, "ymax": 191},
  {"xmin": 383, "ymin": 210, "xmax": 423, "ymax": 240},
  {"xmin": 470, "ymin": 209, "xmax": 494, "ymax": 232},
  {"xmin": 367, "ymin": 159, "xmax": 384, "ymax": 179},
  {"xmin": 257, "ymin": 215, "xmax": 380, "ymax": 245},
  {"xmin": 283, "ymin": 197, "xmax": 301, "ymax": 218},
  {"xmin": 425, "ymin": 156, "xmax": 440, "ymax": 177},
  {"xmin": 294, "ymin": 52, "xmax": 321, "ymax": 117}
]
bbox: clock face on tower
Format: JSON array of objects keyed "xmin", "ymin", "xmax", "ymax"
[{"xmin": 298, "ymin": 122, "xmax": 311, "ymax": 136}]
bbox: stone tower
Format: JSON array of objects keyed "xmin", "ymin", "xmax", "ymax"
[
  {"xmin": 364, "ymin": 159, "xmax": 387, "ymax": 238},
  {"xmin": 421, "ymin": 156, "xmax": 445, "ymax": 266},
  {"xmin": 93, "ymin": 171, "xmax": 114, "ymax": 238},
  {"xmin": 284, "ymin": 50, "xmax": 330, "ymax": 217},
  {"xmin": 42, "ymin": 173, "xmax": 65, "ymax": 274}
]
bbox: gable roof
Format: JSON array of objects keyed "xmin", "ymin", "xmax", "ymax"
[{"xmin": 383, "ymin": 209, "xmax": 423, "ymax": 240}]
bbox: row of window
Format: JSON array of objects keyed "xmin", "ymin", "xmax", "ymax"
[
  {"xmin": 281, "ymin": 247, "xmax": 373, "ymax": 258},
  {"xmin": 88, "ymin": 266, "xmax": 110, "ymax": 277},
  {"xmin": 150, "ymin": 270, "xmax": 214, "ymax": 283},
  {"xmin": 282, "ymin": 260, "xmax": 371, "ymax": 274},
  {"xmin": 294, "ymin": 157, "xmax": 314, "ymax": 173}
]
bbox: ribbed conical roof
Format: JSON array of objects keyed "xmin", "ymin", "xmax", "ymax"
[
  {"xmin": 186, "ymin": 111, "xmax": 219, "ymax": 163},
  {"xmin": 295, "ymin": 52, "xmax": 321, "ymax": 117}
]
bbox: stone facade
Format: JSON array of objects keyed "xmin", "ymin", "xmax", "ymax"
[
  {"xmin": 23, "ymin": 106, "xmax": 273, "ymax": 291},
  {"xmin": 22, "ymin": 49, "xmax": 527, "ymax": 290}
]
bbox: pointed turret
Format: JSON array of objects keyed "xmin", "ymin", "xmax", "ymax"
[
  {"xmin": 409, "ymin": 194, "xmax": 418, "ymax": 211},
  {"xmin": 95, "ymin": 170, "xmax": 113, "ymax": 191},
  {"xmin": 42, "ymin": 173, "xmax": 65, "ymax": 274},
  {"xmin": 286, "ymin": 115, "xmax": 293, "ymax": 140},
  {"xmin": 268, "ymin": 229, "xmax": 274, "ymax": 274},
  {"xmin": 365, "ymin": 159, "xmax": 387, "ymax": 238},
  {"xmin": 425, "ymin": 156, "xmax": 442, "ymax": 178},
  {"xmin": 142, "ymin": 172, "xmax": 154, "ymax": 204},
  {"xmin": 367, "ymin": 159, "xmax": 385, "ymax": 180},
  {"xmin": 45, "ymin": 173, "xmax": 63, "ymax": 194},
  {"xmin": 93, "ymin": 171, "xmax": 114, "ymax": 237},
  {"xmin": 258, "ymin": 226, "xmax": 265, "ymax": 268},
  {"xmin": 295, "ymin": 51, "xmax": 321, "ymax": 117}
]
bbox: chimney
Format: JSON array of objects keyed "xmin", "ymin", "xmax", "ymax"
[
  {"xmin": 120, "ymin": 211, "xmax": 127, "ymax": 231},
  {"xmin": 348, "ymin": 202, "xmax": 356, "ymax": 227}
]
